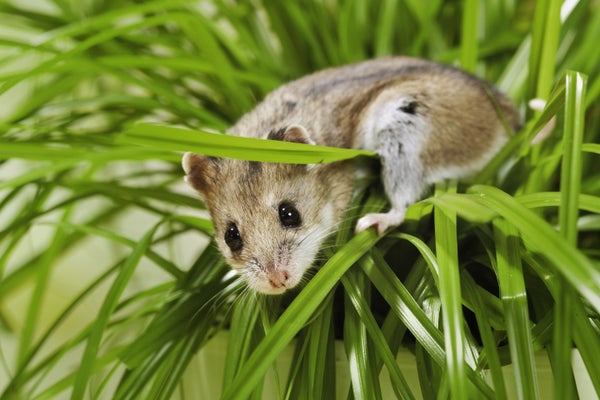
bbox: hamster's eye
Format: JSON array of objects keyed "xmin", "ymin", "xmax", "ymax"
[
  {"xmin": 279, "ymin": 202, "xmax": 302, "ymax": 228},
  {"xmin": 224, "ymin": 223, "xmax": 243, "ymax": 252}
]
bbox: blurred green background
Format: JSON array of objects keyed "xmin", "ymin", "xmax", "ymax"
[{"xmin": 1, "ymin": 0, "xmax": 599, "ymax": 399}]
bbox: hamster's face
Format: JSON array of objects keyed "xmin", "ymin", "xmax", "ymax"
[{"xmin": 183, "ymin": 153, "xmax": 353, "ymax": 295}]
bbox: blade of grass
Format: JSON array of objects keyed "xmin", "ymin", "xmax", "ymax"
[
  {"xmin": 70, "ymin": 222, "xmax": 160, "ymax": 399},
  {"xmin": 27, "ymin": 345, "xmax": 128, "ymax": 400},
  {"xmin": 460, "ymin": 0, "xmax": 479, "ymax": 73},
  {"xmin": 558, "ymin": 71, "xmax": 588, "ymax": 241},
  {"xmin": 343, "ymin": 267, "xmax": 383, "ymax": 400},
  {"xmin": 17, "ymin": 202, "xmax": 74, "ymax": 367},
  {"xmin": 97, "ymin": 55, "xmax": 279, "ymax": 88},
  {"xmin": 535, "ymin": 0, "xmax": 563, "ymax": 100},
  {"xmin": 114, "ymin": 280, "xmax": 239, "ymax": 400},
  {"xmin": 493, "ymin": 218, "xmax": 539, "ymax": 399},
  {"xmin": 41, "ymin": 221, "xmax": 184, "ymax": 278},
  {"xmin": 222, "ymin": 294, "xmax": 261, "ymax": 392},
  {"xmin": 0, "ymin": 142, "xmax": 180, "ymax": 165},
  {"xmin": 496, "ymin": 35, "xmax": 530, "ymax": 99},
  {"xmin": 525, "ymin": 253, "xmax": 600, "ymax": 396},
  {"xmin": 461, "ymin": 272, "xmax": 508, "ymax": 400},
  {"xmin": 516, "ymin": 192, "xmax": 600, "ymax": 214},
  {"xmin": 341, "ymin": 267, "xmax": 416, "ymax": 400},
  {"xmin": 391, "ymin": 233, "xmax": 440, "ymax": 281},
  {"xmin": 415, "ymin": 340, "xmax": 441, "ymax": 399},
  {"xmin": 524, "ymin": 0, "xmax": 563, "ymax": 193},
  {"xmin": 553, "ymin": 70, "xmax": 587, "ymax": 399},
  {"xmin": 0, "ymin": 11, "xmax": 201, "ymax": 98},
  {"xmin": 283, "ymin": 329, "xmax": 310, "ymax": 399},
  {"xmin": 31, "ymin": 0, "xmax": 196, "ymax": 45},
  {"xmin": 120, "ymin": 123, "xmax": 375, "ymax": 164},
  {"xmin": 304, "ymin": 292, "xmax": 336, "ymax": 400},
  {"xmin": 118, "ymin": 249, "xmax": 231, "ymax": 369},
  {"xmin": 10, "ymin": 277, "xmax": 172, "ymax": 399},
  {"xmin": 434, "ymin": 181, "xmax": 467, "ymax": 399},
  {"xmin": 147, "ymin": 316, "xmax": 219, "ymax": 400},
  {"xmin": 527, "ymin": 0, "xmax": 562, "ymax": 102},
  {"xmin": 6, "ymin": 267, "xmax": 163, "ymax": 395},
  {"xmin": 0, "ymin": 204, "xmax": 127, "ymax": 302},
  {"xmin": 403, "ymin": 0, "xmax": 446, "ymax": 56},
  {"xmin": 373, "ymin": 0, "xmax": 398, "ymax": 56},
  {"xmin": 582, "ymin": 143, "xmax": 600, "ymax": 154}
]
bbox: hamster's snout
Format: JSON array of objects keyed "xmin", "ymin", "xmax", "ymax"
[
  {"xmin": 268, "ymin": 269, "xmax": 290, "ymax": 290},
  {"xmin": 244, "ymin": 257, "xmax": 299, "ymax": 294}
]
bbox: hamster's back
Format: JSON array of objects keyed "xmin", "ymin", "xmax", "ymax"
[{"xmin": 229, "ymin": 57, "xmax": 518, "ymax": 149}]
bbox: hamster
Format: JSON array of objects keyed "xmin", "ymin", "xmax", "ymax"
[{"xmin": 182, "ymin": 57, "xmax": 519, "ymax": 295}]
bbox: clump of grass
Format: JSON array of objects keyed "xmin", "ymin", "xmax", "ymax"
[{"xmin": 1, "ymin": 1, "xmax": 599, "ymax": 399}]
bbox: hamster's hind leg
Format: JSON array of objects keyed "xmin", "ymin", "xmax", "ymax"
[
  {"xmin": 355, "ymin": 96, "xmax": 429, "ymax": 235},
  {"xmin": 355, "ymin": 143, "xmax": 426, "ymax": 234}
]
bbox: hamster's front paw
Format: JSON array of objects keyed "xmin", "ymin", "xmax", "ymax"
[{"xmin": 355, "ymin": 209, "xmax": 405, "ymax": 235}]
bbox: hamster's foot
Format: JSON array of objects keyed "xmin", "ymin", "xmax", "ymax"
[{"xmin": 355, "ymin": 210, "xmax": 405, "ymax": 235}]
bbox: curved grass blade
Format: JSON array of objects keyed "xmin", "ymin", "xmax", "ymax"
[
  {"xmin": 70, "ymin": 222, "xmax": 161, "ymax": 399},
  {"xmin": 516, "ymin": 192, "xmax": 600, "ymax": 214},
  {"xmin": 341, "ymin": 268, "xmax": 415, "ymax": 400},
  {"xmin": 467, "ymin": 185, "xmax": 600, "ymax": 313},
  {"xmin": 120, "ymin": 124, "xmax": 375, "ymax": 164},
  {"xmin": 390, "ymin": 232, "xmax": 440, "ymax": 282},
  {"xmin": 582, "ymin": 143, "xmax": 600, "ymax": 154}
]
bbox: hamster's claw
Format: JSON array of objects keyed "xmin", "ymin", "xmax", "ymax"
[{"xmin": 355, "ymin": 210, "xmax": 405, "ymax": 235}]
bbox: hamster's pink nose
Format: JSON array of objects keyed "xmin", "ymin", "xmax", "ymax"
[{"xmin": 268, "ymin": 269, "xmax": 290, "ymax": 289}]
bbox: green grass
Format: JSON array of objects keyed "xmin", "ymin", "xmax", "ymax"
[{"xmin": 1, "ymin": 0, "xmax": 600, "ymax": 399}]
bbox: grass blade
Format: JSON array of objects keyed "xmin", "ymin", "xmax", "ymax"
[
  {"xmin": 434, "ymin": 181, "xmax": 468, "ymax": 399},
  {"xmin": 222, "ymin": 294, "xmax": 261, "ymax": 394},
  {"xmin": 461, "ymin": 272, "xmax": 508, "ymax": 400},
  {"xmin": 553, "ymin": 70, "xmax": 587, "ymax": 399},
  {"xmin": 120, "ymin": 124, "xmax": 375, "ymax": 164},
  {"xmin": 343, "ymin": 268, "xmax": 383, "ymax": 400},
  {"xmin": 294, "ymin": 292, "xmax": 337, "ymax": 399},
  {"xmin": 527, "ymin": 0, "xmax": 562, "ymax": 101},
  {"xmin": 493, "ymin": 219, "xmax": 539, "ymax": 399},
  {"xmin": 460, "ymin": 0, "xmax": 479, "ymax": 72},
  {"xmin": 342, "ymin": 266, "xmax": 416, "ymax": 400},
  {"xmin": 70, "ymin": 223, "xmax": 160, "ymax": 399}
]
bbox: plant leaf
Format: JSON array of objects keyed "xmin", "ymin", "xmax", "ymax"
[{"xmin": 120, "ymin": 124, "xmax": 375, "ymax": 164}]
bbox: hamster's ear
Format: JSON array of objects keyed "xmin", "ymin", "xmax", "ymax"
[
  {"xmin": 284, "ymin": 125, "xmax": 316, "ymax": 145},
  {"xmin": 182, "ymin": 152, "xmax": 221, "ymax": 198},
  {"xmin": 268, "ymin": 125, "xmax": 316, "ymax": 145}
]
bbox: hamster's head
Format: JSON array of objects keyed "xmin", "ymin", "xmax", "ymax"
[{"xmin": 182, "ymin": 126, "xmax": 354, "ymax": 295}]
